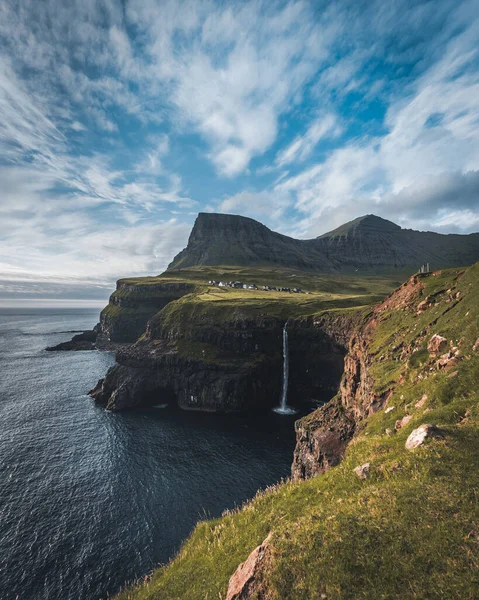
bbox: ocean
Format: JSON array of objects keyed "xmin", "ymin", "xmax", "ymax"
[{"xmin": 0, "ymin": 308, "xmax": 296, "ymax": 600}]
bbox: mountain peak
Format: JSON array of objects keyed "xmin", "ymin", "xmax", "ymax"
[
  {"xmin": 167, "ymin": 211, "xmax": 479, "ymax": 274},
  {"xmin": 319, "ymin": 215, "xmax": 401, "ymax": 238}
]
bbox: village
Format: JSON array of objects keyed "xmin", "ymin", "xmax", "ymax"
[{"xmin": 208, "ymin": 279, "xmax": 306, "ymax": 294}]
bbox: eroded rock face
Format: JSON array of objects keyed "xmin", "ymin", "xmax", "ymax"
[
  {"xmin": 292, "ymin": 396, "xmax": 356, "ymax": 480},
  {"xmin": 291, "ymin": 316, "xmax": 391, "ymax": 481},
  {"xmin": 90, "ymin": 339, "xmax": 281, "ymax": 413},
  {"xmin": 226, "ymin": 534, "xmax": 272, "ymax": 600}
]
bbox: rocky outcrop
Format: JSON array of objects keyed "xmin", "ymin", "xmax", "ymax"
[
  {"xmin": 405, "ymin": 424, "xmax": 445, "ymax": 450},
  {"xmin": 168, "ymin": 212, "xmax": 479, "ymax": 274},
  {"xmin": 291, "ymin": 396, "xmax": 356, "ymax": 480},
  {"xmin": 46, "ymin": 329, "xmax": 98, "ymax": 351},
  {"xmin": 226, "ymin": 534, "xmax": 272, "ymax": 600}
]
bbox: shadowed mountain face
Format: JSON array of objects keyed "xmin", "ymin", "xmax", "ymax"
[{"xmin": 168, "ymin": 213, "xmax": 479, "ymax": 274}]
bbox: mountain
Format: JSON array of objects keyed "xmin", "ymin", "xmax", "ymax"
[
  {"xmin": 168, "ymin": 212, "xmax": 479, "ymax": 274},
  {"xmin": 168, "ymin": 212, "xmax": 333, "ymax": 272}
]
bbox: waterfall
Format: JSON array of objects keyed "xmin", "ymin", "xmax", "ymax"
[{"xmin": 273, "ymin": 323, "xmax": 297, "ymax": 415}]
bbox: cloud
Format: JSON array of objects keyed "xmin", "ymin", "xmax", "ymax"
[
  {"xmin": 275, "ymin": 113, "xmax": 342, "ymax": 167},
  {"xmin": 127, "ymin": 0, "xmax": 340, "ymax": 176},
  {"xmin": 0, "ymin": 0, "xmax": 478, "ymax": 300},
  {"xmin": 218, "ymin": 189, "xmax": 293, "ymax": 225},
  {"xmin": 276, "ymin": 13, "xmax": 479, "ymax": 236}
]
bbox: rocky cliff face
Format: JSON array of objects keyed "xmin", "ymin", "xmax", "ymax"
[
  {"xmin": 98, "ymin": 280, "xmax": 196, "ymax": 342},
  {"xmin": 168, "ymin": 212, "xmax": 479, "ymax": 274},
  {"xmin": 90, "ymin": 298, "xmax": 350, "ymax": 413},
  {"xmin": 291, "ymin": 269, "xmax": 461, "ymax": 481}
]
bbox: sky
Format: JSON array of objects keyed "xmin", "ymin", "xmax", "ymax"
[{"xmin": 1, "ymin": 0, "xmax": 479, "ymax": 303}]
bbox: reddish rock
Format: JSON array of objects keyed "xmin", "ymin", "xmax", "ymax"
[
  {"xmin": 395, "ymin": 415, "xmax": 413, "ymax": 430},
  {"xmin": 405, "ymin": 424, "xmax": 444, "ymax": 450},
  {"xmin": 427, "ymin": 334, "xmax": 448, "ymax": 356},
  {"xmin": 436, "ymin": 352, "xmax": 460, "ymax": 370},
  {"xmin": 415, "ymin": 394, "xmax": 428, "ymax": 409},
  {"xmin": 417, "ymin": 297, "xmax": 431, "ymax": 312},
  {"xmin": 226, "ymin": 534, "xmax": 272, "ymax": 600},
  {"xmin": 473, "ymin": 338, "xmax": 479, "ymax": 352}
]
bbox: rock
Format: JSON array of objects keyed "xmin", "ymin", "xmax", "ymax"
[
  {"xmin": 427, "ymin": 334, "xmax": 448, "ymax": 356},
  {"xmin": 405, "ymin": 424, "xmax": 444, "ymax": 450},
  {"xmin": 436, "ymin": 352, "xmax": 460, "ymax": 370},
  {"xmin": 292, "ymin": 397, "xmax": 356, "ymax": 481},
  {"xmin": 395, "ymin": 415, "xmax": 413, "ymax": 430},
  {"xmin": 417, "ymin": 298, "xmax": 431, "ymax": 313},
  {"xmin": 385, "ymin": 428, "xmax": 396, "ymax": 436},
  {"xmin": 415, "ymin": 394, "xmax": 428, "ymax": 409},
  {"xmin": 385, "ymin": 406, "xmax": 395, "ymax": 414},
  {"xmin": 354, "ymin": 463, "xmax": 370, "ymax": 479},
  {"xmin": 226, "ymin": 534, "xmax": 272, "ymax": 600},
  {"xmin": 46, "ymin": 329, "xmax": 98, "ymax": 351},
  {"xmin": 473, "ymin": 338, "xmax": 479, "ymax": 352},
  {"xmin": 448, "ymin": 370, "xmax": 459, "ymax": 378}
]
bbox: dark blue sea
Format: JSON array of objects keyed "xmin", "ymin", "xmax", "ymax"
[{"xmin": 0, "ymin": 308, "xmax": 296, "ymax": 600}]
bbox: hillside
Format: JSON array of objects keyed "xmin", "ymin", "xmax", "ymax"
[
  {"xmin": 115, "ymin": 262, "xmax": 479, "ymax": 600},
  {"xmin": 168, "ymin": 213, "xmax": 479, "ymax": 274}
]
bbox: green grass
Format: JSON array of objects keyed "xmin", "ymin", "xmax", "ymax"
[{"xmin": 115, "ymin": 264, "xmax": 479, "ymax": 600}]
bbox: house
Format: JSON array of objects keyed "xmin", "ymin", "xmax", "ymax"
[
  {"xmin": 218, "ymin": 281, "xmax": 227, "ymax": 287},
  {"xmin": 232, "ymin": 281, "xmax": 244, "ymax": 288}
]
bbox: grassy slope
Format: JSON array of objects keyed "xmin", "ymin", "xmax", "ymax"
[
  {"xmin": 120, "ymin": 266, "xmax": 401, "ymax": 328},
  {"xmin": 116, "ymin": 264, "xmax": 479, "ymax": 600}
]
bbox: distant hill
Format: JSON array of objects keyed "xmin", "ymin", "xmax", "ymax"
[{"xmin": 167, "ymin": 212, "xmax": 479, "ymax": 274}]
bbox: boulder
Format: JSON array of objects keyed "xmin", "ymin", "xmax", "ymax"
[
  {"xmin": 417, "ymin": 297, "xmax": 431, "ymax": 313},
  {"xmin": 226, "ymin": 534, "xmax": 272, "ymax": 600},
  {"xmin": 353, "ymin": 463, "xmax": 370, "ymax": 480},
  {"xmin": 405, "ymin": 424, "xmax": 444, "ymax": 450},
  {"xmin": 415, "ymin": 394, "xmax": 428, "ymax": 409},
  {"xmin": 436, "ymin": 352, "xmax": 460, "ymax": 370},
  {"xmin": 473, "ymin": 338, "xmax": 479, "ymax": 352},
  {"xmin": 427, "ymin": 334, "xmax": 447, "ymax": 356},
  {"xmin": 385, "ymin": 406, "xmax": 395, "ymax": 414},
  {"xmin": 395, "ymin": 415, "xmax": 413, "ymax": 430}
]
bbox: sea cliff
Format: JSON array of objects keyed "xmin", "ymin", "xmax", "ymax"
[{"xmin": 114, "ymin": 262, "xmax": 479, "ymax": 600}]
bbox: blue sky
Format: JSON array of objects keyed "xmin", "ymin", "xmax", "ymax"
[{"xmin": 1, "ymin": 0, "xmax": 479, "ymax": 302}]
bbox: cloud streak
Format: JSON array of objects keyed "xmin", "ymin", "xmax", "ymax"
[{"xmin": 0, "ymin": 0, "xmax": 478, "ymax": 300}]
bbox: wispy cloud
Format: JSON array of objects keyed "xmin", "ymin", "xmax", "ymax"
[
  {"xmin": 275, "ymin": 113, "xmax": 342, "ymax": 167},
  {"xmin": 0, "ymin": 0, "xmax": 478, "ymax": 299}
]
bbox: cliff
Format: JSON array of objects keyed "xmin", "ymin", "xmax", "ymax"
[
  {"xmin": 115, "ymin": 262, "xmax": 479, "ymax": 600},
  {"xmin": 90, "ymin": 278, "xmax": 369, "ymax": 412},
  {"xmin": 99, "ymin": 278, "xmax": 197, "ymax": 342},
  {"xmin": 168, "ymin": 212, "xmax": 479, "ymax": 274}
]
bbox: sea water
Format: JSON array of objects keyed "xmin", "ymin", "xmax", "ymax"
[{"xmin": 0, "ymin": 308, "xmax": 296, "ymax": 600}]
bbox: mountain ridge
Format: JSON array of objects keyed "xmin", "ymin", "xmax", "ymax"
[{"xmin": 168, "ymin": 212, "xmax": 479, "ymax": 274}]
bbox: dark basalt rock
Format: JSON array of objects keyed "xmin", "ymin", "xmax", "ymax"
[
  {"xmin": 46, "ymin": 329, "xmax": 98, "ymax": 351},
  {"xmin": 168, "ymin": 212, "xmax": 479, "ymax": 273},
  {"xmin": 89, "ymin": 314, "xmax": 349, "ymax": 414}
]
